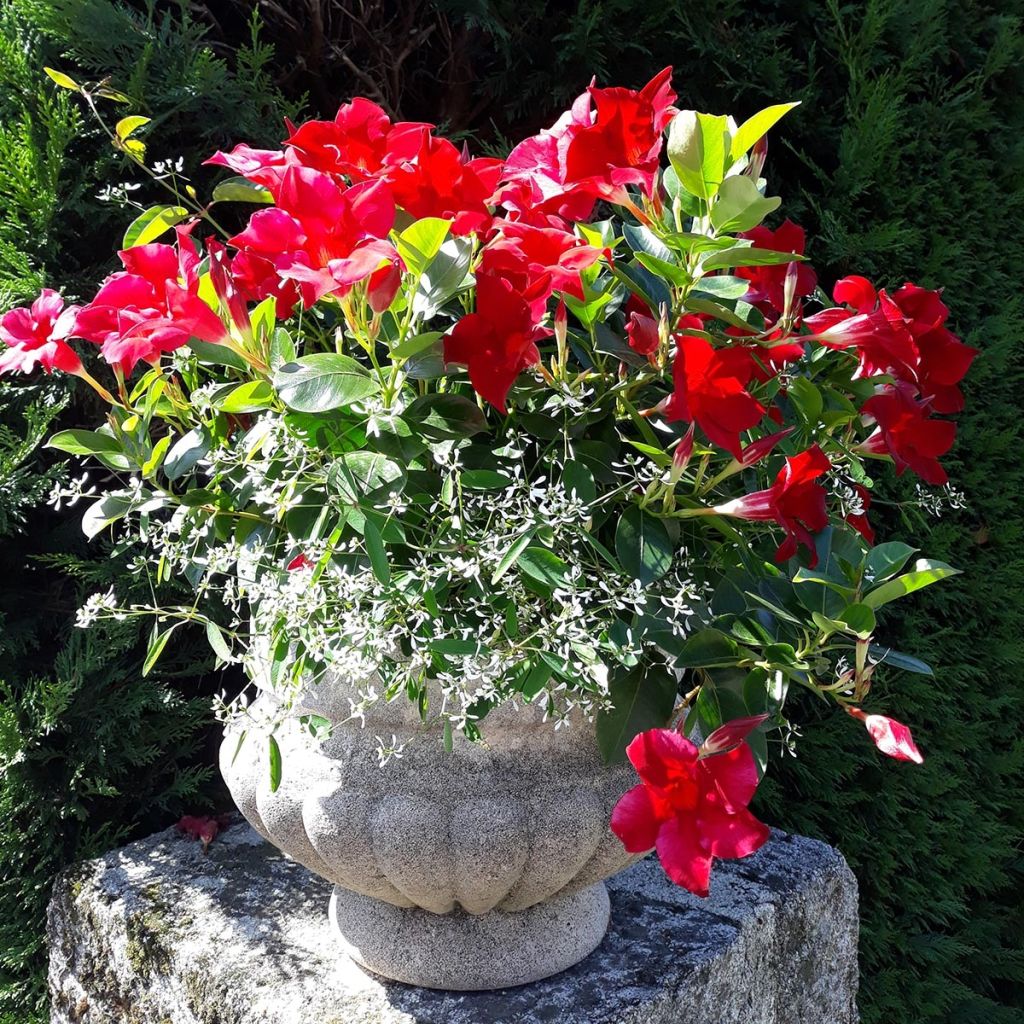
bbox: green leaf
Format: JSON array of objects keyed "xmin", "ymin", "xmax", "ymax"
[
  {"xmin": 269, "ymin": 328, "xmax": 296, "ymax": 371},
  {"xmin": 391, "ymin": 331, "xmax": 443, "ymax": 361},
  {"xmin": 702, "ymin": 246, "xmax": 805, "ymax": 272},
  {"xmin": 82, "ymin": 494, "xmax": 136, "ymax": 539},
  {"xmin": 863, "ymin": 559, "xmax": 961, "ymax": 609},
  {"xmin": 675, "ymin": 628, "xmax": 741, "ymax": 668},
  {"xmin": 115, "ymin": 115, "xmax": 150, "ymax": 141},
  {"xmin": 461, "ymin": 470, "xmax": 513, "ymax": 490},
  {"xmin": 864, "ymin": 542, "xmax": 918, "ymax": 583},
  {"xmin": 787, "ymin": 376, "xmax": 823, "ymax": 424},
  {"xmin": 562, "ymin": 460, "xmax": 596, "ymax": 505},
  {"xmin": 615, "ymin": 505, "xmax": 674, "ymax": 584},
  {"xmin": 596, "ymin": 664, "xmax": 677, "ymax": 764},
  {"xmin": 273, "ymin": 353, "xmax": 379, "ymax": 413},
  {"xmin": 328, "ymin": 451, "xmax": 405, "ymax": 504},
  {"xmin": 667, "ymin": 110, "xmax": 730, "ymax": 201},
  {"xmin": 205, "ymin": 621, "xmax": 233, "ymax": 662},
  {"xmin": 401, "ymin": 393, "xmax": 487, "ymax": 439},
  {"xmin": 397, "ymin": 218, "xmax": 451, "ymax": 277},
  {"xmin": 268, "ymin": 735, "xmax": 282, "ymax": 792},
  {"xmin": 414, "ymin": 236, "xmax": 473, "ymax": 316},
  {"xmin": 143, "ymin": 625, "xmax": 175, "ymax": 677},
  {"xmin": 122, "ymin": 205, "xmax": 190, "ymax": 248},
  {"xmin": 622, "ymin": 222, "xmax": 674, "ymax": 262},
  {"xmin": 212, "ymin": 176, "xmax": 274, "ymax": 204},
  {"xmin": 839, "ymin": 603, "xmax": 877, "ymax": 639},
  {"xmin": 187, "ymin": 339, "xmax": 249, "ymax": 371},
  {"xmin": 44, "ymin": 67, "xmax": 80, "ymax": 91},
  {"xmin": 363, "ymin": 519, "xmax": 391, "ymax": 585},
  {"xmin": 691, "ymin": 275, "xmax": 750, "ymax": 300},
  {"xmin": 868, "ymin": 644, "xmax": 934, "ymax": 676},
  {"xmin": 517, "ymin": 547, "xmax": 570, "ymax": 592},
  {"xmin": 684, "ymin": 296, "xmax": 764, "ymax": 331},
  {"xmin": 48, "ymin": 429, "xmax": 130, "ymax": 470},
  {"xmin": 214, "ymin": 380, "xmax": 275, "ymax": 413},
  {"xmin": 710, "ymin": 175, "xmax": 781, "ymax": 233},
  {"xmin": 491, "ymin": 532, "xmax": 534, "ymax": 584},
  {"xmin": 164, "ymin": 428, "xmax": 208, "ymax": 481},
  {"xmin": 729, "ymin": 102, "xmax": 800, "ymax": 161}
]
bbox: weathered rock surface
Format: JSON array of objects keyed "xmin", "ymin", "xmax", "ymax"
[{"xmin": 48, "ymin": 817, "xmax": 859, "ymax": 1024}]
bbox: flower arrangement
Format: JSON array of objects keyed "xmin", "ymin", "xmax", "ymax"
[{"xmin": 4, "ymin": 67, "xmax": 973, "ymax": 896}]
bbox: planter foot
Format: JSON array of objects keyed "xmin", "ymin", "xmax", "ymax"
[{"xmin": 329, "ymin": 883, "xmax": 611, "ymax": 990}]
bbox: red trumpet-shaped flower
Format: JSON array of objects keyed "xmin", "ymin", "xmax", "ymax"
[
  {"xmin": 664, "ymin": 335, "xmax": 765, "ymax": 458},
  {"xmin": 714, "ymin": 445, "xmax": 832, "ymax": 565},
  {"xmin": 626, "ymin": 310, "xmax": 660, "ymax": 356},
  {"xmin": 498, "ymin": 68, "xmax": 677, "ymax": 221},
  {"xmin": 443, "ymin": 270, "xmax": 552, "ymax": 412},
  {"xmin": 859, "ymin": 385, "xmax": 956, "ymax": 485},
  {"xmin": 486, "ymin": 221, "xmax": 601, "ymax": 299},
  {"xmin": 229, "ymin": 167, "xmax": 398, "ymax": 307},
  {"xmin": 284, "ymin": 98, "xmax": 428, "ymax": 181},
  {"xmin": 847, "ymin": 707, "xmax": 923, "ymax": 764},
  {"xmin": 736, "ymin": 220, "xmax": 817, "ymax": 320},
  {"xmin": 611, "ymin": 725, "xmax": 770, "ymax": 897},
  {"xmin": 0, "ymin": 289, "xmax": 81, "ymax": 376}
]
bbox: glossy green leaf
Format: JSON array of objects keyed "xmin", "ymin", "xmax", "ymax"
[
  {"xmin": 143, "ymin": 625, "xmax": 175, "ymax": 677},
  {"xmin": 363, "ymin": 519, "xmax": 391, "ymax": 585},
  {"xmin": 205, "ymin": 621, "xmax": 233, "ymax": 662},
  {"xmin": 863, "ymin": 559, "xmax": 961, "ymax": 609},
  {"xmin": 461, "ymin": 470, "xmax": 513, "ymax": 490},
  {"xmin": 212, "ymin": 176, "xmax": 274, "ymax": 204},
  {"xmin": 840, "ymin": 602, "xmax": 877, "ymax": 638},
  {"xmin": 273, "ymin": 353, "xmax": 379, "ymax": 413},
  {"xmin": 667, "ymin": 110, "xmax": 730, "ymax": 200},
  {"xmin": 710, "ymin": 174, "xmax": 781, "ymax": 233},
  {"xmin": 397, "ymin": 217, "xmax": 451, "ymax": 276},
  {"xmin": 702, "ymin": 246, "xmax": 806, "ymax": 272},
  {"xmin": 615, "ymin": 506, "xmax": 673, "ymax": 585},
  {"xmin": 328, "ymin": 451, "xmax": 405, "ymax": 504},
  {"xmin": 491, "ymin": 532, "xmax": 534, "ymax": 584},
  {"xmin": 517, "ymin": 546, "xmax": 570, "ymax": 592},
  {"xmin": 401, "ymin": 393, "xmax": 487, "ymax": 439},
  {"xmin": 868, "ymin": 644, "xmax": 934, "ymax": 676},
  {"xmin": 729, "ymin": 102, "xmax": 800, "ymax": 161},
  {"xmin": 48, "ymin": 429, "xmax": 130, "ymax": 470},
  {"xmin": 214, "ymin": 380, "xmax": 275, "ymax": 413},
  {"xmin": 864, "ymin": 542, "xmax": 918, "ymax": 583},
  {"xmin": 122, "ymin": 205, "xmax": 190, "ymax": 248},
  {"xmin": 675, "ymin": 628, "xmax": 741, "ymax": 668},
  {"xmin": 596, "ymin": 663, "xmax": 678, "ymax": 764}
]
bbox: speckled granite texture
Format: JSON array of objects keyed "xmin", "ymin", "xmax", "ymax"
[{"xmin": 48, "ymin": 818, "xmax": 858, "ymax": 1023}]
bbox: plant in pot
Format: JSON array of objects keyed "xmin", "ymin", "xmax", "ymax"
[{"xmin": 5, "ymin": 67, "xmax": 973, "ymax": 990}]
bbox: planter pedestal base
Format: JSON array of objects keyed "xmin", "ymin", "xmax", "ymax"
[
  {"xmin": 47, "ymin": 817, "xmax": 861, "ymax": 1023},
  {"xmin": 330, "ymin": 882, "xmax": 610, "ymax": 990}
]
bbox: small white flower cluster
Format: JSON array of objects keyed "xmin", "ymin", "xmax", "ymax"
[
  {"xmin": 914, "ymin": 483, "xmax": 967, "ymax": 517},
  {"xmin": 48, "ymin": 472, "xmax": 96, "ymax": 511}
]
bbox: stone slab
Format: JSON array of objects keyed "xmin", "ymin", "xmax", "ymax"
[{"xmin": 48, "ymin": 817, "xmax": 858, "ymax": 1024}]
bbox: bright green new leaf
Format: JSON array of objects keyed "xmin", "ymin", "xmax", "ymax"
[
  {"xmin": 143, "ymin": 625, "xmax": 175, "ymax": 677},
  {"xmin": 212, "ymin": 176, "xmax": 274, "ymax": 204},
  {"xmin": 702, "ymin": 246, "xmax": 805, "ymax": 272},
  {"xmin": 840, "ymin": 603, "xmax": 877, "ymax": 639},
  {"xmin": 115, "ymin": 115, "xmax": 150, "ymax": 141},
  {"xmin": 215, "ymin": 380, "xmax": 275, "ymax": 414},
  {"xmin": 397, "ymin": 218, "xmax": 451, "ymax": 277},
  {"xmin": 710, "ymin": 175, "xmax": 782, "ymax": 233},
  {"xmin": 667, "ymin": 110, "xmax": 730, "ymax": 201},
  {"xmin": 122, "ymin": 205, "xmax": 190, "ymax": 248},
  {"xmin": 729, "ymin": 102, "xmax": 800, "ymax": 161},
  {"xmin": 43, "ymin": 67, "xmax": 79, "ymax": 91}
]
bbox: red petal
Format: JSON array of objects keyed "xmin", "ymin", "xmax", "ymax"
[
  {"xmin": 610, "ymin": 785, "xmax": 662, "ymax": 853},
  {"xmin": 625, "ymin": 729, "xmax": 698, "ymax": 790},
  {"xmin": 700, "ymin": 804, "xmax": 771, "ymax": 860},
  {"xmin": 655, "ymin": 816, "xmax": 712, "ymax": 897},
  {"xmin": 701, "ymin": 714, "xmax": 769, "ymax": 756},
  {"xmin": 703, "ymin": 742, "xmax": 761, "ymax": 809}
]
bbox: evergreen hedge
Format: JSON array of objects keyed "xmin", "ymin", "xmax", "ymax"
[{"xmin": 0, "ymin": 0, "xmax": 1021, "ymax": 1020}]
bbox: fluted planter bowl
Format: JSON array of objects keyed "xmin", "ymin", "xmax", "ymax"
[{"xmin": 219, "ymin": 669, "xmax": 637, "ymax": 990}]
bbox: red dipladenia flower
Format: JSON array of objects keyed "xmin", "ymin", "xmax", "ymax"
[
  {"xmin": 498, "ymin": 68, "xmax": 677, "ymax": 221},
  {"xmin": 0, "ymin": 289, "xmax": 81, "ymax": 375},
  {"xmin": 859, "ymin": 385, "xmax": 956, "ymax": 485},
  {"xmin": 486, "ymin": 221, "xmax": 601, "ymax": 299},
  {"xmin": 380, "ymin": 129, "xmax": 503, "ymax": 236},
  {"xmin": 847, "ymin": 707, "xmax": 923, "ymax": 764},
  {"xmin": 443, "ymin": 269, "xmax": 552, "ymax": 412},
  {"xmin": 736, "ymin": 220, "xmax": 817, "ymax": 319},
  {"xmin": 714, "ymin": 445, "xmax": 832, "ymax": 565},
  {"xmin": 230, "ymin": 249, "xmax": 303, "ymax": 321},
  {"xmin": 284, "ymin": 98, "xmax": 428, "ymax": 181},
  {"xmin": 229, "ymin": 166, "xmax": 397, "ymax": 306},
  {"xmin": 75, "ymin": 237, "xmax": 227, "ymax": 374},
  {"xmin": 664, "ymin": 335, "xmax": 765, "ymax": 458},
  {"xmin": 610, "ymin": 726, "xmax": 770, "ymax": 897}
]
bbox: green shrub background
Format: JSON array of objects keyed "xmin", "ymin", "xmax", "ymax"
[{"xmin": 0, "ymin": 1, "xmax": 1020, "ymax": 1021}]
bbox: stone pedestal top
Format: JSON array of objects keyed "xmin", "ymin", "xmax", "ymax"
[{"xmin": 48, "ymin": 817, "xmax": 858, "ymax": 1024}]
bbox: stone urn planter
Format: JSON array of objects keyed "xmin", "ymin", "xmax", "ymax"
[{"xmin": 219, "ymin": 670, "xmax": 637, "ymax": 990}]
